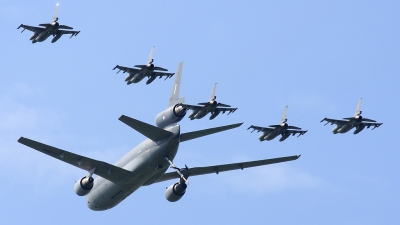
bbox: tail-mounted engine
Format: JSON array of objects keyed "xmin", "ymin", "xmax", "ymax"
[
  {"xmin": 74, "ymin": 176, "xmax": 94, "ymax": 196},
  {"xmin": 165, "ymin": 182, "xmax": 187, "ymax": 202},
  {"xmin": 155, "ymin": 104, "xmax": 187, "ymax": 128}
]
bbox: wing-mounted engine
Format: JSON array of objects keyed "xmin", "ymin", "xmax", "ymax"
[
  {"xmin": 165, "ymin": 182, "xmax": 187, "ymax": 202},
  {"xmin": 74, "ymin": 176, "xmax": 94, "ymax": 196},
  {"xmin": 155, "ymin": 104, "xmax": 187, "ymax": 128}
]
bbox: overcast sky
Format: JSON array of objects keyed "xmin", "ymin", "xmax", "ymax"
[{"xmin": 1, "ymin": 1, "xmax": 399, "ymax": 224}]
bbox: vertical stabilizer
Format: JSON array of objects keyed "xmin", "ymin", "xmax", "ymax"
[
  {"xmin": 354, "ymin": 98, "xmax": 362, "ymax": 116},
  {"xmin": 210, "ymin": 83, "xmax": 217, "ymax": 101},
  {"xmin": 168, "ymin": 62, "xmax": 184, "ymax": 107},
  {"xmin": 147, "ymin": 46, "xmax": 155, "ymax": 65},
  {"xmin": 52, "ymin": 3, "xmax": 59, "ymax": 22},
  {"xmin": 280, "ymin": 106, "xmax": 288, "ymax": 124}
]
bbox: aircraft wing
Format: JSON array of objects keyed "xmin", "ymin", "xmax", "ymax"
[
  {"xmin": 361, "ymin": 122, "xmax": 383, "ymax": 130},
  {"xmin": 320, "ymin": 117, "xmax": 347, "ymax": 126},
  {"xmin": 58, "ymin": 29, "xmax": 80, "ymax": 35},
  {"xmin": 153, "ymin": 66, "xmax": 168, "ymax": 71},
  {"xmin": 247, "ymin": 125, "xmax": 274, "ymax": 133},
  {"xmin": 150, "ymin": 155, "xmax": 301, "ymax": 184},
  {"xmin": 151, "ymin": 71, "xmax": 175, "ymax": 79},
  {"xmin": 179, "ymin": 103, "xmax": 204, "ymax": 111},
  {"xmin": 17, "ymin": 24, "xmax": 43, "ymax": 32},
  {"xmin": 113, "ymin": 65, "xmax": 140, "ymax": 74},
  {"xmin": 18, "ymin": 137, "xmax": 132, "ymax": 184},
  {"xmin": 286, "ymin": 129, "xmax": 308, "ymax": 137},
  {"xmin": 214, "ymin": 107, "xmax": 238, "ymax": 115}
]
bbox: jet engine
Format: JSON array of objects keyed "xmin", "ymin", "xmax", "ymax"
[
  {"xmin": 74, "ymin": 176, "xmax": 94, "ymax": 196},
  {"xmin": 155, "ymin": 104, "xmax": 187, "ymax": 128},
  {"xmin": 353, "ymin": 124, "xmax": 365, "ymax": 134},
  {"xmin": 165, "ymin": 182, "xmax": 187, "ymax": 202}
]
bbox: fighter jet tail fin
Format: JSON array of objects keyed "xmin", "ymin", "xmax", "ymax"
[
  {"xmin": 280, "ymin": 106, "xmax": 288, "ymax": 124},
  {"xmin": 210, "ymin": 83, "xmax": 217, "ymax": 101},
  {"xmin": 354, "ymin": 98, "xmax": 362, "ymax": 116},
  {"xmin": 180, "ymin": 123, "xmax": 243, "ymax": 142},
  {"xmin": 147, "ymin": 46, "xmax": 155, "ymax": 65},
  {"xmin": 119, "ymin": 115, "xmax": 173, "ymax": 141},
  {"xmin": 52, "ymin": 3, "xmax": 59, "ymax": 23},
  {"xmin": 168, "ymin": 62, "xmax": 184, "ymax": 107}
]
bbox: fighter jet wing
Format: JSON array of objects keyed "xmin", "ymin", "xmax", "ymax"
[
  {"xmin": 153, "ymin": 66, "xmax": 168, "ymax": 71},
  {"xmin": 149, "ymin": 155, "xmax": 301, "ymax": 184},
  {"xmin": 320, "ymin": 117, "xmax": 347, "ymax": 126},
  {"xmin": 214, "ymin": 107, "xmax": 238, "ymax": 115},
  {"xmin": 286, "ymin": 129, "xmax": 308, "ymax": 137},
  {"xmin": 57, "ymin": 29, "xmax": 80, "ymax": 38},
  {"xmin": 18, "ymin": 137, "xmax": 133, "ymax": 184},
  {"xmin": 179, "ymin": 103, "xmax": 203, "ymax": 111},
  {"xmin": 17, "ymin": 24, "xmax": 43, "ymax": 32},
  {"xmin": 247, "ymin": 125, "xmax": 274, "ymax": 133},
  {"xmin": 151, "ymin": 71, "xmax": 175, "ymax": 79},
  {"xmin": 113, "ymin": 65, "xmax": 140, "ymax": 74},
  {"xmin": 361, "ymin": 122, "xmax": 383, "ymax": 130}
]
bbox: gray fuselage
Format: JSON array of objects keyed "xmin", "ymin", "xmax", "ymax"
[
  {"xmin": 332, "ymin": 120, "xmax": 360, "ymax": 134},
  {"xmin": 86, "ymin": 124, "xmax": 180, "ymax": 211},
  {"xmin": 128, "ymin": 68, "xmax": 154, "ymax": 84}
]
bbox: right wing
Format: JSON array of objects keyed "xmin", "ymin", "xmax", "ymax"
[
  {"xmin": 247, "ymin": 125, "xmax": 274, "ymax": 133},
  {"xmin": 320, "ymin": 117, "xmax": 347, "ymax": 126},
  {"xmin": 179, "ymin": 103, "xmax": 203, "ymax": 111},
  {"xmin": 150, "ymin": 155, "xmax": 301, "ymax": 184},
  {"xmin": 113, "ymin": 65, "xmax": 140, "ymax": 74},
  {"xmin": 17, "ymin": 24, "xmax": 43, "ymax": 33},
  {"xmin": 18, "ymin": 137, "xmax": 133, "ymax": 184}
]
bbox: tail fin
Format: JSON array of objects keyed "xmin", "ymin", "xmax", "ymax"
[
  {"xmin": 168, "ymin": 62, "xmax": 184, "ymax": 107},
  {"xmin": 354, "ymin": 98, "xmax": 362, "ymax": 116},
  {"xmin": 119, "ymin": 115, "xmax": 173, "ymax": 141},
  {"xmin": 180, "ymin": 123, "xmax": 243, "ymax": 142},
  {"xmin": 52, "ymin": 3, "xmax": 59, "ymax": 22},
  {"xmin": 147, "ymin": 46, "xmax": 155, "ymax": 65},
  {"xmin": 280, "ymin": 106, "xmax": 288, "ymax": 124},
  {"xmin": 210, "ymin": 83, "xmax": 217, "ymax": 101}
]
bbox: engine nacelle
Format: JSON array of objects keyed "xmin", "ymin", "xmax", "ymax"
[
  {"xmin": 155, "ymin": 104, "xmax": 187, "ymax": 128},
  {"xmin": 165, "ymin": 182, "xmax": 187, "ymax": 202},
  {"xmin": 74, "ymin": 176, "xmax": 94, "ymax": 196},
  {"xmin": 209, "ymin": 110, "xmax": 220, "ymax": 120},
  {"xmin": 353, "ymin": 124, "xmax": 365, "ymax": 134},
  {"xmin": 279, "ymin": 131, "xmax": 290, "ymax": 142}
]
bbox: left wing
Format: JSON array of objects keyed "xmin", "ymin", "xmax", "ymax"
[
  {"xmin": 17, "ymin": 24, "xmax": 43, "ymax": 33},
  {"xmin": 179, "ymin": 103, "xmax": 203, "ymax": 111},
  {"xmin": 18, "ymin": 137, "xmax": 134, "ymax": 184},
  {"xmin": 151, "ymin": 71, "xmax": 175, "ymax": 79},
  {"xmin": 148, "ymin": 155, "xmax": 301, "ymax": 184},
  {"xmin": 361, "ymin": 122, "xmax": 383, "ymax": 130},
  {"xmin": 58, "ymin": 29, "xmax": 80, "ymax": 38},
  {"xmin": 113, "ymin": 65, "xmax": 140, "ymax": 74},
  {"xmin": 214, "ymin": 107, "xmax": 238, "ymax": 115},
  {"xmin": 286, "ymin": 129, "xmax": 308, "ymax": 137}
]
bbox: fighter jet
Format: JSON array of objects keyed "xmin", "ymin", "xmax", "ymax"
[
  {"xmin": 180, "ymin": 83, "xmax": 237, "ymax": 120},
  {"xmin": 248, "ymin": 106, "xmax": 307, "ymax": 142},
  {"xmin": 113, "ymin": 46, "xmax": 175, "ymax": 85},
  {"xmin": 17, "ymin": 3, "xmax": 80, "ymax": 43},
  {"xmin": 18, "ymin": 62, "xmax": 300, "ymax": 211},
  {"xmin": 320, "ymin": 98, "xmax": 382, "ymax": 134}
]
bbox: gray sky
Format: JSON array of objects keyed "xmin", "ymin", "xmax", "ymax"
[{"xmin": 1, "ymin": 1, "xmax": 399, "ymax": 224}]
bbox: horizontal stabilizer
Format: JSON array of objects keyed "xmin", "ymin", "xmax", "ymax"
[
  {"xmin": 269, "ymin": 124, "xmax": 280, "ymax": 128},
  {"xmin": 150, "ymin": 155, "xmax": 301, "ymax": 184},
  {"xmin": 154, "ymin": 66, "xmax": 168, "ymax": 71},
  {"xmin": 59, "ymin": 25, "xmax": 73, "ymax": 29},
  {"xmin": 180, "ymin": 123, "xmax": 243, "ymax": 142},
  {"xmin": 217, "ymin": 103, "xmax": 231, "ymax": 107},
  {"xmin": 38, "ymin": 23, "xmax": 51, "ymax": 27},
  {"xmin": 287, "ymin": 125, "xmax": 302, "ymax": 130},
  {"xmin": 343, "ymin": 117, "xmax": 355, "ymax": 120},
  {"xmin": 362, "ymin": 118, "xmax": 377, "ymax": 122},
  {"xmin": 119, "ymin": 115, "xmax": 173, "ymax": 141},
  {"xmin": 134, "ymin": 65, "xmax": 146, "ymax": 69},
  {"xmin": 198, "ymin": 102, "xmax": 209, "ymax": 105},
  {"xmin": 18, "ymin": 137, "xmax": 132, "ymax": 184}
]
